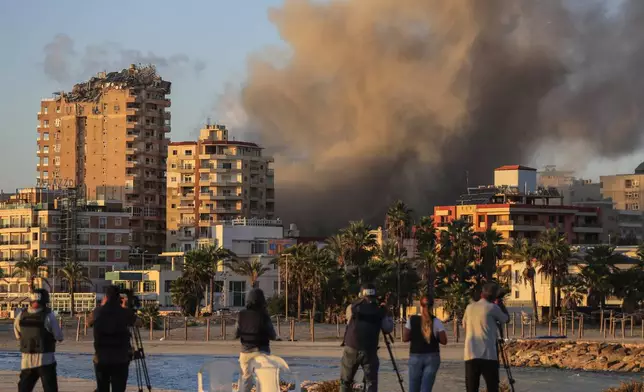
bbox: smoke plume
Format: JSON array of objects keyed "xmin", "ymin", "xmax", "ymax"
[
  {"xmin": 229, "ymin": 0, "xmax": 644, "ymax": 234},
  {"xmin": 42, "ymin": 34, "xmax": 206, "ymax": 84}
]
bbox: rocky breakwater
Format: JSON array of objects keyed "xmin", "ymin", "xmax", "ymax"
[{"xmin": 504, "ymin": 340, "xmax": 643, "ymax": 373}]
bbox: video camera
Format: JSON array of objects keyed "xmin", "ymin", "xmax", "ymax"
[{"xmin": 119, "ymin": 288, "xmax": 141, "ymax": 310}]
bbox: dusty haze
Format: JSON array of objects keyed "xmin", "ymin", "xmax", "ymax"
[{"xmin": 229, "ymin": 0, "xmax": 644, "ymax": 234}]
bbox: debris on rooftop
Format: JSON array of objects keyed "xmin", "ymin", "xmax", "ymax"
[{"xmin": 62, "ymin": 64, "xmax": 171, "ymax": 102}]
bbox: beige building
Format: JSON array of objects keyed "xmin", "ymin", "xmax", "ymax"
[
  {"xmin": 537, "ymin": 165, "xmax": 576, "ymax": 188},
  {"xmin": 600, "ymin": 163, "xmax": 644, "ymax": 243},
  {"xmin": 36, "ymin": 64, "xmax": 171, "ymax": 254},
  {"xmin": 0, "ymin": 188, "xmax": 130, "ymax": 312},
  {"xmin": 166, "ymin": 124, "xmax": 275, "ymax": 250}
]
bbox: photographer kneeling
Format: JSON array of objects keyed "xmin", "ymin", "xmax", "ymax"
[
  {"xmin": 462, "ymin": 282, "xmax": 509, "ymax": 392},
  {"xmin": 89, "ymin": 285, "xmax": 137, "ymax": 392}
]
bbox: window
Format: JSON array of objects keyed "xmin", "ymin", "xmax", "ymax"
[
  {"xmin": 53, "ymin": 144, "xmax": 61, "ymax": 153},
  {"xmin": 32, "ymin": 233, "xmax": 38, "ymax": 241},
  {"xmin": 514, "ymin": 270, "xmax": 519, "ymax": 283},
  {"xmin": 515, "ymin": 291, "xmax": 520, "ymax": 299},
  {"xmin": 115, "ymin": 250, "xmax": 122, "ymax": 259},
  {"xmin": 43, "ymin": 132, "xmax": 50, "ymax": 141},
  {"xmin": 43, "ymin": 107, "xmax": 48, "ymax": 114},
  {"xmin": 115, "ymin": 234, "xmax": 122, "ymax": 243},
  {"xmin": 164, "ymin": 280, "xmax": 173, "ymax": 292},
  {"xmin": 98, "ymin": 250, "xmax": 106, "ymax": 262},
  {"xmin": 54, "ymin": 118, "xmax": 60, "ymax": 127},
  {"xmin": 143, "ymin": 281, "xmax": 156, "ymax": 292},
  {"xmin": 229, "ymin": 281, "xmax": 246, "ymax": 307},
  {"xmin": 43, "ymin": 157, "xmax": 49, "ymax": 166},
  {"xmin": 184, "ymin": 150, "xmax": 192, "ymax": 156},
  {"xmin": 43, "ymin": 146, "xmax": 49, "ymax": 154},
  {"xmin": 43, "ymin": 120, "xmax": 49, "ymax": 128},
  {"xmin": 273, "ymin": 280, "xmax": 279, "ymax": 291},
  {"xmin": 54, "ymin": 157, "xmax": 60, "ymax": 166},
  {"xmin": 99, "ymin": 217, "xmax": 107, "ymax": 229},
  {"xmin": 43, "ymin": 171, "xmax": 49, "ymax": 179},
  {"xmin": 115, "ymin": 217, "xmax": 122, "ymax": 226},
  {"xmin": 172, "ymin": 150, "xmax": 178, "ymax": 156},
  {"xmin": 98, "ymin": 268, "xmax": 106, "ymax": 279},
  {"xmin": 114, "ymin": 105, "xmax": 120, "ymax": 111}
]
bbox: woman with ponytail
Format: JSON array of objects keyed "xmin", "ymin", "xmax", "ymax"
[{"xmin": 403, "ymin": 296, "xmax": 448, "ymax": 392}]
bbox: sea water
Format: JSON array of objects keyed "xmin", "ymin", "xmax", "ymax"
[{"xmin": 0, "ymin": 351, "xmax": 640, "ymax": 391}]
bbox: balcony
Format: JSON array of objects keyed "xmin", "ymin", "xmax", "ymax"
[
  {"xmin": 177, "ymin": 204, "xmax": 195, "ymax": 210},
  {"xmin": 491, "ymin": 220, "xmax": 545, "ymax": 232},
  {"xmin": 573, "ymin": 223, "xmax": 603, "ymax": 233},
  {"xmin": 213, "ymin": 194, "xmax": 242, "ymax": 201},
  {"xmin": 178, "ymin": 165, "xmax": 195, "ymax": 173},
  {"xmin": 178, "ymin": 218, "xmax": 196, "ymax": 227}
]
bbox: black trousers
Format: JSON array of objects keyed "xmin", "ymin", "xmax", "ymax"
[
  {"xmin": 94, "ymin": 362, "xmax": 130, "ymax": 392},
  {"xmin": 340, "ymin": 347, "xmax": 380, "ymax": 392},
  {"xmin": 18, "ymin": 363, "xmax": 58, "ymax": 392},
  {"xmin": 465, "ymin": 359, "xmax": 500, "ymax": 392}
]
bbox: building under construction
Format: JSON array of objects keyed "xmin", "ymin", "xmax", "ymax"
[{"xmin": 36, "ymin": 64, "xmax": 170, "ymax": 254}]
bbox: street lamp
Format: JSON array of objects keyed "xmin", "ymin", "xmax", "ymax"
[
  {"xmin": 140, "ymin": 249, "xmax": 148, "ymax": 271},
  {"xmin": 280, "ymin": 253, "xmax": 290, "ymax": 320}
]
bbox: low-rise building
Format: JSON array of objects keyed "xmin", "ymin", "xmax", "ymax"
[{"xmin": 106, "ymin": 265, "xmax": 181, "ymax": 308}]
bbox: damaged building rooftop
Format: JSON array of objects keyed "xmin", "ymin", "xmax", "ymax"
[{"xmin": 58, "ymin": 64, "xmax": 171, "ymax": 102}]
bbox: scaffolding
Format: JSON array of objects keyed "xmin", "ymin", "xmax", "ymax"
[{"xmin": 58, "ymin": 187, "xmax": 85, "ymax": 264}]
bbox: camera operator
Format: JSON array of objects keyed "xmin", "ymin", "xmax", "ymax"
[
  {"xmin": 88, "ymin": 285, "xmax": 137, "ymax": 392},
  {"xmin": 340, "ymin": 283, "xmax": 394, "ymax": 392},
  {"xmin": 462, "ymin": 282, "xmax": 509, "ymax": 392}
]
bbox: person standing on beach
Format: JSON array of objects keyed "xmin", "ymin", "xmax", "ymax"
[
  {"xmin": 89, "ymin": 285, "xmax": 137, "ymax": 392},
  {"xmin": 462, "ymin": 282, "xmax": 510, "ymax": 392},
  {"xmin": 340, "ymin": 283, "xmax": 394, "ymax": 392},
  {"xmin": 403, "ymin": 296, "xmax": 447, "ymax": 392},
  {"xmin": 234, "ymin": 288, "xmax": 278, "ymax": 392},
  {"xmin": 14, "ymin": 289, "xmax": 64, "ymax": 392}
]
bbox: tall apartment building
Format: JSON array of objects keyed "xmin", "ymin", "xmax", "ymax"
[
  {"xmin": 36, "ymin": 65, "xmax": 170, "ymax": 254},
  {"xmin": 166, "ymin": 124, "xmax": 275, "ymax": 251},
  {"xmin": 600, "ymin": 162, "xmax": 644, "ymax": 243},
  {"xmin": 0, "ymin": 188, "xmax": 130, "ymax": 299}
]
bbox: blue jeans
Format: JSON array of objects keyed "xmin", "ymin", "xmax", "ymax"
[{"xmin": 409, "ymin": 353, "xmax": 440, "ymax": 392}]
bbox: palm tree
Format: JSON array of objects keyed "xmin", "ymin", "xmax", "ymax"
[
  {"xmin": 225, "ymin": 257, "xmax": 270, "ymax": 288},
  {"xmin": 438, "ymin": 219, "xmax": 479, "ymax": 282},
  {"xmin": 12, "ymin": 255, "xmax": 48, "ymax": 291},
  {"xmin": 532, "ymin": 229, "xmax": 571, "ymax": 320},
  {"xmin": 170, "ymin": 276, "xmax": 202, "ymax": 316},
  {"xmin": 341, "ymin": 220, "xmax": 377, "ymax": 283},
  {"xmin": 203, "ymin": 246, "xmax": 236, "ymax": 310},
  {"xmin": 478, "ymin": 228, "xmax": 505, "ymax": 281},
  {"xmin": 182, "ymin": 249, "xmax": 213, "ymax": 314},
  {"xmin": 302, "ymin": 247, "xmax": 334, "ymax": 320},
  {"xmin": 325, "ymin": 234, "xmax": 348, "ymax": 268},
  {"xmin": 415, "ymin": 216, "xmax": 438, "ymax": 301},
  {"xmin": 279, "ymin": 243, "xmax": 311, "ymax": 319},
  {"xmin": 576, "ymin": 245, "xmax": 619, "ymax": 309},
  {"xmin": 58, "ymin": 261, "xmax": 92, "ymax": 316},
  {"xmin": 610, "ymin": 265, "xmax": 644, "ymax": 313},
  {"xmin": 506, "ymin": 238, "xmax": 539, "ymax": 322},
  {"xmin": 386, "ymin": 200, "xmax": 413, "ymax": 249}
]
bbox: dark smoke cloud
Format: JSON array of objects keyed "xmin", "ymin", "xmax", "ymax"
[
  {"xmin": 42, "ymin": 34, "xmax": 206, "ymax": 84},
  {"xmin": 229, "ymin": 0, "xmax": 644, "ymax": 234}
]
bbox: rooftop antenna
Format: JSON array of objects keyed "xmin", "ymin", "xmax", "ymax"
[
  {"xmin": 206, "ymin": 117, "xmax": 211, "ymax": 126},
  {"xmin": 465, "ymin": 170, "xmax": 470, "ymax": 189}
]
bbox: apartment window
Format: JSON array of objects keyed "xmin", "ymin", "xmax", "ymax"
[
  {"xmin": 32, "ymin": 233, "xmax": 38, "ymax": 241},
  {"xmin": 53, "ymin": 144, "xmax": 61, "ymax": 153},
  {"xmin": 43, "ymin": 120, "xmax": 49, "ymax": 128},
  {"xmin": 43, "ymin": 132, "xmax": 50, "ymax": 141},
  {"xmin": 143, "ymin": 281, "xmax": 156, "ymax": 293},
  {"xmin": 43, "ymin": 107, "xmax": 48, "ymax": 114},
  {"xmin": 54, "ymin": 118, "xmax": 61, "ymax": 127},
  {"xmin": 115, "ymin": 250, "xmax": 122, "ymax": 259},
  {"xmin": 515, "ymin": 291, "xmax": 520, "ymax": 299},
  {"xmin": 115, "ymin": 217, "xmax": 122, "ymax": 226},
  {"xmin": 56, "ymin": 106, "xmax": 61, "ymax": 113},
  {"xmin": 43, "ymin": 146, "xmax": 49, "ymax": 154},
  {"xmin": 171, "ymin": 204, "xmax": 176, "ymax": 209},
  {"xmin": 98, "ymin": 250, "xmax": 107, "ymax": 262},
  {"xmin": 54, "ymin": 157, "xmax": 60, "ymax": 166},
  {"xmin": 172, "ymin": 150, "xmax": 178, "ymax": 156},
  {"xmin": 98, "ymin": 267, "xmax": 106, "ymax": 279},
  {"xmin": 164, "ymin": 280, "xmax": 173, "ymax": 292},
  {"xmin": 99, "ymin": 217, "xmax": 107, "ymax": 228},
  {"xmin": 114, "ymin": 105, "xmax": 120, "ymax": 111},
  {"xmin": 184, "ymin": 150, "xmax": 192, "ymax": 156},
  {"xmin": 229, "ymin": 281, "xmax": 246, "ymax": 307},
  {"xmin": 43, "ymin": 171, "xmax": 49, "ymax": 179},
  {"xmin": 115, "ymin": 234, "xmax": 122, "ymax": 243},
  {"xmin": 43, "ymin": 157, "xmax": 49, "ymax": 166},
  {"xmin": 99, "ymin": 234, "xmax": 107, "ymax": 246}
]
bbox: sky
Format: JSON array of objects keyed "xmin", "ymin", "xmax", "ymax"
[
  {"xmin": 1, "ymin": 0, "xmax": 643, "ymax": 195},
  {"xmin": 0, "ymin": 0, "xmax": 283, "ymax": 192}
]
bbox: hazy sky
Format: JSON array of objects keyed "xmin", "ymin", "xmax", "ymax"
[
  {"xmin": 0, "ymin": 0, "xmax": 282, "ymax": 192},
  {"xmin": 0, "ymin": 0, "xmax": 642, "ymax": 195}
]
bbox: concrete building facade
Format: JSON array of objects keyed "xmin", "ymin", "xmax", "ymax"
[
  {"xmin": 0, "ymin": 189, "xmax": 130, "ymax": 301},
  {"xmin": 600, "ymin": 163, "xmax": 644, "ymax": 243},
  {"xmin": 36, "ymin": 65, "xmax": 170, "ymax": 254},
  {"xmin": 166, "ymin": 124, "xmax": 275, "ymax": 251}
]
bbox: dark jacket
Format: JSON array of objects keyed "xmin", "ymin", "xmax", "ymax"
[
  {"xmin": 90, "ymin": 300, "xmax": 136, "ymax": 364},
  {"xmin": 19, "ymin": 309, "xmax": 56, "ymax": 354},
  {"xmin": 235, "ymin": 309, "xmax": 276, "ymax": 353},
  {"xmin": 344, "ymin": 299, "xmax": 386, "ymax": 352},
  {"xmin": 408, "ymin": 315, "xmax": 440, "ymax": 354}
]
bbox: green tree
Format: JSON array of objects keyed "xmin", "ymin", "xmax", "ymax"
[
  {"xmin": 341, "ymin": 220, "xmax": 377, "ymax": 284},
  {"xmin": 278, "ymin": 243, "xmax": 312, "ymax": 319},
  {"xmin": 58, "ymin": 261, "xmax": 92, "ymax": 315},
  {"xmin": 325, "ymin": 234, "xmax": 348, "ymax": 268},
  {"xmin": 577, "ymin": 245, "xmax": 619, "ymax": 308},
  {"xmin": 13, "ymin": 255, "xmax": 49, "ymax": 291},
  {"xmin": 203, "ymin": 246, "xmax": 236, "ymax": 311},
  {"xmin": 386, "ymin": 200, "xmax": 413, "ymax": 312},
  {"xmin": 302, "ymin": 246, "xmax": 334, "ymax": 320},
  {"xmin": 170, "ymin": 276, "xmax": 202, "ymax": 316},
  {"xmin": 225, "ymin": 257, "xmax": 270, "ymax": 288},
  {"xmin": 179, "ymin": 249, "xmax": 213, "ymax": 315},
  {"xmin": 478, "ymin": 228, "xmax": 505, "ymax": 281},
  {"xmin": 610, "ymin": 261, "xmax": 644, "ymax": 313},
  {"xmin": 532, "ymin": 228, "xmax": 571, "ymax": 320},
  {"xmin": 415, "ymin": 216, "xmax": 438, "ymax": 301},
  {"xmin": 506, "ymin": 238, "xmax": 539, "ymax": 322},
  {"xmin": 138, "ymin": 303, "xmax": 161, "ymax": 329}
]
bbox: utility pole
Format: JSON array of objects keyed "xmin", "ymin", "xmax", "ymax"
[{"xmin": 281, "ymin": 254, "xmax": 290, "ymax": 320}]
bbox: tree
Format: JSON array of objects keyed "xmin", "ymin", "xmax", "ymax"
[
  {"xmin": 170, "ymin": 276, "xmax": 202, "ymax": 317},
  {"xmin": 179, "ymin": 249, "xmax": 213, "ymax": 315},
  {"xmin": 12, "ymin": 255, "xmax": 48, "ymax": 291},
  {"xmin": 610, "ymin": 266, "xmax": 644, "ymax": 313},
  {"xmin": 506, "ymin": 238, "xmax": 539, "ymax": 322},
  {"xmin": 532, "ymin": 229, "xmax": 571, "ymax": 320},
  {"xmin": 325, "ymin": 234, "xmax": 348, "ymax": 268},
  {"xmin": 225, "ymin": 257, "xmax": 270, "ymax": 288},
  {"xmin": 341, "ymin": 221, "xmax": 377, "ymax": 284},
  {"xmin": 58, "ymin": 261, "xmax": 92, "ymax": 316},
  {"xmin": 576, "ymin": 245, "xmax": 619, "ymax": 309},
  {"xmin": 203, "ymin": 246, "xmax": 236, "ymax": 311},
  {"xmin": 278, "ymin": 243, "xmax": 311, "ymax": 319},
  {"xmin": 416, "ymin": 216, "xmax": 438, "ymax": 301},
  {"xmin": 386, "ymin": 200, "xmax": 413, "ymax": 313},
  {"xmin": 138, "ymin": 303, "xmax": 161, "ymax": 329},
  {"xmin": 478, "ymin": 228, "xmax": 505, "ymax": 281},
  {"xmin": 302, "ymin": 246, "xmax": 334, "ymax": 320}
]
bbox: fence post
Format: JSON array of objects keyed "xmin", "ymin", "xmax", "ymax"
[
  {"xmin": 564, "ymin": 316, "xmax": 568, "ymax": 336},
  {"xmin": 84, "ymin": 313, "xmax": 88, "ymax": 336},
  {"xmin": 456, "ymin": 318, "xmax": 460, "ymax": 343},
  {"xmin": 150, "ymin": 317, "xmax": 154, "ymax": 341},
  {"xmin": 548, "ymin": 319, "xmax": 552, "ymax": 336},
  {"xmin": 75, "ymin": 316, "xmax": 81, "ymax": 342},
  {"xmin": 59, "ymin": 316, "xmax": 63, "ymax": 330},
  {"xmin": 504, "ymin": 322, "xmax": 509, "ymax": 339},
  {"xmin": 163, "ymin": 317, "xmax": 167, "ymax": 340},
  {"xmin": 521, "ymin": 319, "xmax": 525, "ymax": 338},
  {"xmin": 206, "ymin": 318, "xmax": 211, "ymax": 342},
  {"xmin": 603, "ymin": 319, "xmax": 608, "ymax": 339},
  {"xmin": 336, "ymin": 315, "xmax": 340, "ymax": 339},
  {"xmin": 223, "ymin": 316, "xmax": 227, "ymax": 340},
  {"xmin": 276, "ymin": 315, "xmax": 281, "ymax": 338},
  {"xmin": 400, "ymin": 319, "xmax": 405, "ymax": 342},
  {"xmin": 578, "ymin": 315, "xmax": 582, "ymax": 339},
  {"xmin": 184, "ymin": 317, "xmax": 188, "ymax": 341},
  {"xmin": 600, "ymin": 311, "xmax": 604, "ymax": 334},
  {"xmin": 630, "ymin": 316, "xmax": 634, "ymax": 338},
  {"xmin": 453, "ymin": 318, "xmax": 458, "ymax": 342},
  {"xmin": 609, "ymin": 311, "xmax": 614, "ymax": 337},
  {"xmin": 512, "ymin": 313, "xmax": 516, "ymax": 337},
  {"xmin": 570, "ymin": 311, "xmax": 575, "ymax": 336},
  {"xmin": 621, "ymin": 318, "xmax": 626, "ymax": 339},
  {"xmin": 290, "ymin": 319, "xmax": 295, "ymax": 341}
]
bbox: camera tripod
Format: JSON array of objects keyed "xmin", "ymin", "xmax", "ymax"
[
  {"xmin": 497, "ymin": 336, "xmax": 516, "ymax": 392},
  {"xmin": 383, "ymin": 333, "xmax": 406, "ymax": 392},
  {"xmin": 130, "ymin": 326, "xmax": 152, "ymax": 392}
]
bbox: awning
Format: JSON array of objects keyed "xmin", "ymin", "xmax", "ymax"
[{"xmin": 0, "ymin": 296, "xmax": 30, "ymax": 305}]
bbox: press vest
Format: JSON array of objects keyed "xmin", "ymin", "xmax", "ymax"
[
  {"xmin": 93, "ymin": 303, "xmax": 132, "ymax": 357},
  {"xmin": 344, "ymin": 299, "xmax": 384, "ymax": 351},
  {"xmin": 409, "ymin": 315, "xmax": 440, "ymax": 354},
  {"xmin": 237, "ymin": 309, "xmax": 270, "ymax": 350},
  {"xmin": 19, "ymin": 309, "xmax": 56, "ymax": 354}
]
